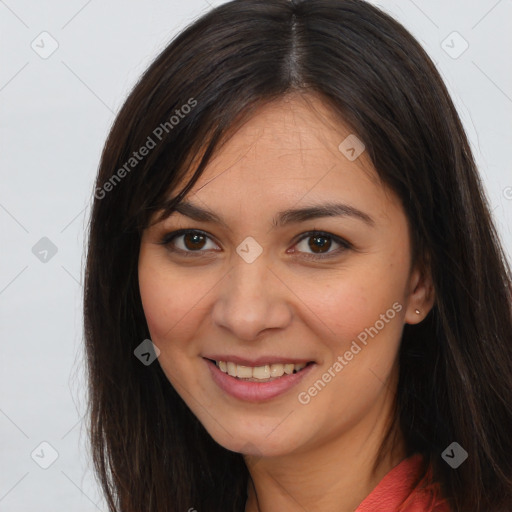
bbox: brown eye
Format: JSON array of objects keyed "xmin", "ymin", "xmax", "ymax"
[
  {"xmin": 159, "ymin": 229, "xmax": 351, "ymax": 260},
  {"xmin": 182, "ymin": 232, "xmax": 207, "ymax": 250},
  {"xmin": 159, "ymin": 229, "xmax": 219, "ymax": 256},
  {"xmin": 292, "ymin": 231, "xmax": 351, "ymax": 260},
  {"xmin": 308, "ymin": 235, "xmax": 332, "ymax": 254}
]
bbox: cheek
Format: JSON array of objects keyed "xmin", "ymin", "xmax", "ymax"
[
  {"xmin": 138, "ymin": 250, "xmax": 223, "ymax": 358},
  {"xmin": 293, "ymin": 276, "xmax": 404, "ymax": 433},
  {"xmin": 298, "ymin": 265, "xmax": 406, "ymax": 346},
  {"xmin": 138, "ymin": 261, "xmax": 199, "ymax": 385},
  {"xmin": 138, "ymin": 254, "xmax": 198, "ymax": 342},
  {"xmin": 138, "ymin": 265, "xmax": 173, "ymax": 340}
]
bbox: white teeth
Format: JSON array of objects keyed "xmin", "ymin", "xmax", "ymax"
[
  {"xmin": 215, "ymin": 360, "xmax": 309, "ymax": 380},
  {"xmin": 270, "ymin": 363, "xmax": 284, "ymax": 377},
  {"xmin": 252, "ymin": 364, "xmax": 270, "ymax": 379},
  {"xmin": 236, "ymin": 365, "xmax": 253, "ymax": 378},
  {"xmin": 227, "ymin": 361, "xmax": 237, "ymax": 377},
  {"xmin": 283, "ymin": 363, "xmax": 295, "ymax": 375}
]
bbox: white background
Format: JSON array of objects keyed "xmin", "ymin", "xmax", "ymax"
[{"xmin": 1, "ymin": 0, "xmax": 511, "ymax": 510}]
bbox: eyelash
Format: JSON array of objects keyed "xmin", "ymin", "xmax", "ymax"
[{"xmin": 158, "ymin": 229, "xmax": 352, "ymax": 260}]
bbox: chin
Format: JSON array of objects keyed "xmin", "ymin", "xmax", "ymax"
[{"xmin": 202, "ymin": 418, "xmax": 304, "ymax": 459}]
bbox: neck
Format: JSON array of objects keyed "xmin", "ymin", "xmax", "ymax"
[{"xmin": 244, "ymin": 395, "xmax": 405, "ymax": 512}]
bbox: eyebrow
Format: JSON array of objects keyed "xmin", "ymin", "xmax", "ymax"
[{"xmin": 162, "ymin": 200, "xmax": 375, "ymax": 228}]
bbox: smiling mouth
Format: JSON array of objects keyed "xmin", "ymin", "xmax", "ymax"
[{"xmin": 207, "ymin": 359, "xmax": 314, "ymax": 382}]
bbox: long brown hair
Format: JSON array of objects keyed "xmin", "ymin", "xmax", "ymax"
[{"xmin": 84, "ymin": 1, "xmax": 512, "ymax": 510}]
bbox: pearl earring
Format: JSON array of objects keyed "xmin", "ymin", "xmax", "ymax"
[{"xmin": 415, "ymin": 309, "xmax": 421, "ymax": 314}]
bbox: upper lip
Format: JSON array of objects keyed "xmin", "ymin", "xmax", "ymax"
[{"xmin": 204, "ymin": 355, "xmax": 315, "ymax": 366}]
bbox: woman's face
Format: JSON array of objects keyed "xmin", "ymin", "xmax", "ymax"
[{"xmin": 138, "ymin": 93, "xmax": 431, "ymax": 459}]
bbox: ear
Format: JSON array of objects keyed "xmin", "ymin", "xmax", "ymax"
[{"xmin": 404, "ymin": 263, "xmax": 435, "ymax": 325}]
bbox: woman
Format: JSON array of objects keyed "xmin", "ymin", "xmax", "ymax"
[{"xmin": 84, "ymin": 1, "xmax": 512, "ymax": 511}]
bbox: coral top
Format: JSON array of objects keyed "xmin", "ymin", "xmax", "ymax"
[{"xmin": 355, "ymin": 453, "xmax": 451, "ymax": 512}]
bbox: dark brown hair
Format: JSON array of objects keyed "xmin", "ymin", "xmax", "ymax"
[{"xmin": 84, "ymin": 1, "xmax": 512, "ymax": 510}]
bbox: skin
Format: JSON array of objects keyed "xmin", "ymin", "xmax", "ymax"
[{"xmin": 138, "ymin": 92, "xmax": 435, "ymax": 512}]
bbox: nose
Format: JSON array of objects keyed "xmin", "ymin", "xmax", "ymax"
[{"xmin": 211, "ymin": 254, "xmax": 293, "ymax": 341}]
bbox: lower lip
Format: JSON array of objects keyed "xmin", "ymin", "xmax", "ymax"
[{"xmin": 205, "ymin": 358, "xmax": 315, "ymax": 402}]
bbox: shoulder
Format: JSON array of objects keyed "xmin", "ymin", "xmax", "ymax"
[{"xmin": 355, "ymin": 453, "xmax": 451, "ymax": 512}]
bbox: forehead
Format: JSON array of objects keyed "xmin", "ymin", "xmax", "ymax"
[
  {"xmin": 190, "ymin": 93, "xmax": 382, "ymax": 189},
  {"xmin": 182, "ymin": 94, "xmax": 384, "ymax": 203},
  {"xmin": 157, "ymin": 93, "xmax": 405, "ymax": 235}
]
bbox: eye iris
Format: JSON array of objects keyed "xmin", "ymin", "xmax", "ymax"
[
  {"xmin": 179, "ymin": 233, "xmax": 335, "ymax": 254},
  {"xmin": 184, "ymin": 232, "xmax": 206, "ymax": 250},
  {"xmin": 308, "ymin": 235, "xmax": 331, "ymax": 254}
]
